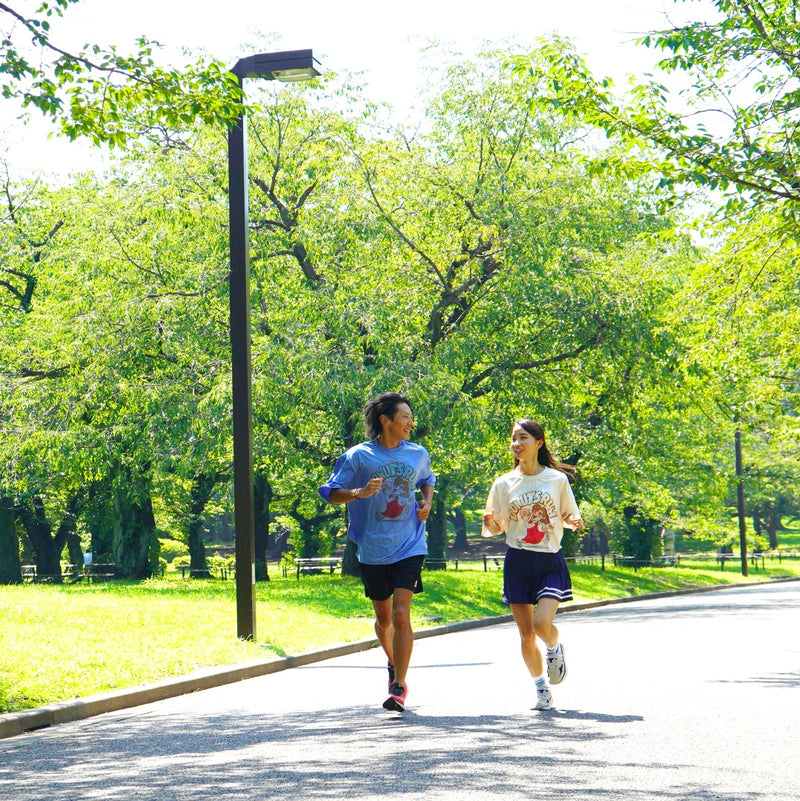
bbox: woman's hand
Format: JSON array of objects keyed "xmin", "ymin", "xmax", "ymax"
[
  {"xmin": 565, "ymin": 514, "xmax": 584, "ymax": 530},
  {"xmin": 482, "ymin": 509, "xmax": 502, "ymax": 537}
]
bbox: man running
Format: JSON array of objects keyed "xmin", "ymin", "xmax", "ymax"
[{"xmin": 319, "ymin": 392, "xmax": 435, "ymax": 712}]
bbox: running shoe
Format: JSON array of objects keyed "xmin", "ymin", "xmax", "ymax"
[
  {"xmin": 535, "ymin": 686, "xmax": 553, "ymax": 711},
  {"xmin": 546, "ymin": 642, "xmax": 567, "ymax": 685},
  {"xmin": 383, "ymin": 681, "xmax": 407, "ymax": 712}
]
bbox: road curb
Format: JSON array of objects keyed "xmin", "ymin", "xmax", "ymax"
[{"xmin": 2, "ymin": 576, "xmax": 796, "ymax": 740}]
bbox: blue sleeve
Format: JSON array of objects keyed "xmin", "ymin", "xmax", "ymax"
[
  {"xmin": 416, "ymin": 450, "xmax": 436, "ymax": 489},
  {"xmin": 318, "ymin": 451, "xmax": 357, "ymax": 503}
]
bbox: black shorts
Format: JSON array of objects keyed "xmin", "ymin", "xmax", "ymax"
[
  {"xmin": 359, "ymin": 554, "xmax": 425, "ymax": 601},
  {"xmin": 502, "ymin": 547, "xmax": 573, "ymax": 605}
]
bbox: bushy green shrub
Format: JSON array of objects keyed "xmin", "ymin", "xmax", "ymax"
[{"xmin": 158, "ymin": 538, "xmax": 189, "ymax": 564}]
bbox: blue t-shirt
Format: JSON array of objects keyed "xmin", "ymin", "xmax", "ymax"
[{"xmin": 319, "ymin": 440, "xmax": 436, "ymax": 565}]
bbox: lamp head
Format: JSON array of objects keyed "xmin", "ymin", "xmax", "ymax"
[{"xmin": 232, "ymin": 49, "xmax": 320, "ymax": 81}]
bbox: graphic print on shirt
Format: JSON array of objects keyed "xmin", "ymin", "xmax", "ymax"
[
  {"xmin": 373, "ymin": 462, "xmax": 417, "ymax": 522},
  {"xmin": 508, "ymin": 489, "xmax": 558, "ymax": 548}
]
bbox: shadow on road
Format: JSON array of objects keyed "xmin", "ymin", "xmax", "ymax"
[{"xmin": 0, "ymin": 703, "xmax": 768, "ymax": 801}]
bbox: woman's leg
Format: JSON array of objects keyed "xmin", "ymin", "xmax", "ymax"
[
  {"xmin": 510, "ymin": 603, "xmax": 544, "ymax": 678},
  {"xmin": 533, "ymin": 597, "xmax": 560, "ymax": 649}
]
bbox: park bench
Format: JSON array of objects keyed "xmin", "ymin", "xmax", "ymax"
[
  {"xmin": 483, "ymin": 556, "xmax": 503, "ymax": 571},
  {"xmin": 178, "ymin": 565, "xmax": 233, "ymax": 580},
  {"xmin": 18, "ymin": 563, "xmax": 115, "ymax": 583},
  {"xmin": 84, "ymin": 563, "xmax": 116, "ymax": 582},
  {"xmin": 295, "ymin": 557, "xmax": 341, "ymax": 579}
]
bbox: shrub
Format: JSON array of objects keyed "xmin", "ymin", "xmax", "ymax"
[{"xmin": 158, "ymin": 538, "xmax": 189, "ymax": 564}]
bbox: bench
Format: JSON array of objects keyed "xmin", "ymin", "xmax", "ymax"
[
  {"xmin": 84, "ymin": 563, "xmax": 116, "ymax": 582},
  {"xmin": 20, "ymin": 563, "xmax": 116, "ymax": 583},
  {"xmin": 178, "ymin": 565, "xmax": 233, "ymax": 580},
  {"xmin": 483, "ymin": 556, "xmax": 503, "ymax": 572},
  {"xmin": 295, "ymin": 558, "xmax": 341, "ymax": 579}
]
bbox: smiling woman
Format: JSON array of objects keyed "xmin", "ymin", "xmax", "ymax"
[{"xmin": 482, "ymin": 417, "xmax": 584, "ymax": 710}]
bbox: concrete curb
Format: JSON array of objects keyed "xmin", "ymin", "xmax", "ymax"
[{"xmin": 2, "ymin": 576, "xmax": 796, "ymax": 740}]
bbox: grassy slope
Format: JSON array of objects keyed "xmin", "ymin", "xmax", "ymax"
[{"xmin": 2, "ymin": 555, "xmax": 798, "ymax": 715}]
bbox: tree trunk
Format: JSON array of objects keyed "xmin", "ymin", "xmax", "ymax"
[
  {"xmin": 338, "ymin": 409, "xmax": 360, "ymax": 577},
  {"xmin": 426, "ymin": 476, "xmax": 448, "ymax": 564},
  {"xmin": 0, "ymin": 495, "xmax": 21, "ymax": 584},
  {"xmin": 767, "ymin": 508, "xmax": 779, "ymax": 550},
  {"xmin": 449, "ymin": 506, "xmax": 468, "ymax": 550},
  {"xmin": 187, "ymin": 472, "xmax": 221, "ymax": 579},
  {"xmin": 254, "ymin": 472, "xmax": 272, "ymax": 581},
  {"xmin": 85, "ymin": 479, "xmax": 116, "ymax": 563},
  {"xmin": 112, "ymin": 465, "xmax": 158, "ymax": 579},
  {"xmin": 17, "ymin": 497, "xmax": 62, "ymax": 581},
  {"xmin": 58, "ymin": 495, "xmax": 83, "ymax": 568},
  {"xmin": 341, "ymin": 537, "xmax": 359, "ymax": 577}
]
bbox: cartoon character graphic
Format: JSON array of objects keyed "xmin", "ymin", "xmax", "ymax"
[
  {"xmin": 379, "ymin": 475, "xmax": 411, "ymax": 520},
  {"xmin": 519, "ymin": 503, "xmax": 553, "ymax": 545}
]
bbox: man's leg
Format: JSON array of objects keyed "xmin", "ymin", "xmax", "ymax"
[
  {"xmin": 372, "ymin": 597, "xmax": 394, "ymax": 667},
  {"xmin": 389, "ymin": 587, "xmax": 414, "ymax": 686}
]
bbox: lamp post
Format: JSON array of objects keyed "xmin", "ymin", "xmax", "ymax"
[{"xmin": 228, "ymin": 49, "xmax": 320, "ymax": 640}]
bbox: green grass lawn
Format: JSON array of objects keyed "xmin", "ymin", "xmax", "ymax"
[{"xmin": 1, "ymin": 555, "xmax": 798, "ymax": 715}]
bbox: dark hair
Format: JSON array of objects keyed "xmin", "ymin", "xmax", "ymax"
[
  {"xmin": 364, "ymin": 392, "xmax": 412, "ymax": 440},
  {"xmin": 513, "ymin": 418, "xmax": 575, "ymax": 477}
]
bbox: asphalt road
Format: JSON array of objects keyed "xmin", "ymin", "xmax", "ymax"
[{"xmin": 1, "ymin": 582, "xmax": 798, "ymax": 800}]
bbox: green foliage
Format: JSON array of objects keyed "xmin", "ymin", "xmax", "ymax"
[
  {"xmin": 158, "ymin": 537, "xmax": 188, "ymax": 564},
  {"xmin": 1, "ymin": 1, "xmax": 247, "ymax": 145},
  {"xmin": 609, "ymin": 506, "xmax": 663, "ymax": 562},
  {"xmin": 2, "ymin": 27, "xmax": 797, "ymax": 577}
]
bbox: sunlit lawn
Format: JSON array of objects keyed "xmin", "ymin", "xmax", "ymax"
[{"xmin": 1, "ymin": 555, "xmax": 798, "ymax": 714}]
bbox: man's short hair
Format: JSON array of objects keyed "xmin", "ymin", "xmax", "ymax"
[{"xmin": 363, "ymin": 392, "xmax": 411, "ymax": 440}]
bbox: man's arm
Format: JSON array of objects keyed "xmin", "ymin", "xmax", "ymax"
[
  {"xmin": 328, "ymin": 477, "xmax": 384, "ymax": 505},
  {"xmin": 416, "ymin": 483, "xmax": 435, "ymax": 521}
]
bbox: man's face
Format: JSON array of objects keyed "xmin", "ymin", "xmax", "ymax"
[{"xmin": 382, "ymin": 402, "xmax": 414, "ymax": 441}]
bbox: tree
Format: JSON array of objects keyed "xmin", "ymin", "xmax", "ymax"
[
  {"xmin": 505, "ymin": 7, "xmax": 800, "ymax": 552},
  {"xmin": 240, "ymin": 52, "xmax": 695, "ymax": 561},
  {"xmin": 0, "ymin": 494, "xmax": 20, "ymax": 583},
  {"xmin": 1, "ymin": 45, "xmax": 718, "ymax": 578},
  {"xmin": 507, "ymin": 2, "xmax": 800, "ymax": 217},
  {"xmin": 1, "ymin": 0, "xmax": 244, "ymax": 146}
]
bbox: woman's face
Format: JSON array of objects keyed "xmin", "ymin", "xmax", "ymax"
[{"xmin": 511, "ymin": 424, "xmax": 542, "ymax": 463}]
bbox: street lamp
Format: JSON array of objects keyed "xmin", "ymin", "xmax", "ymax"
[{"xmin": 228, "ymin": 49, "xmax": 321, "ymax": 640}]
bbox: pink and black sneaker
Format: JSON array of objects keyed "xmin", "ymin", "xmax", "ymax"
[{"xmin": 383, "ymin": 681, "xmax": 408, "ymax": 712}]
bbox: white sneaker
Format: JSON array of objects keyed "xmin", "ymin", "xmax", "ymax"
[
  {"xmin": 535, "ymin": 686, "xmax": 553, "ymax": 711},
  {"xmin": 546, "ymin": 642, "xmax": 567, "ymax": 685}
]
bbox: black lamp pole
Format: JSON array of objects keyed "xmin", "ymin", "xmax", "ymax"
[{"xmin": 228, "ymin": 50, "xmax": 320, "ymax": 640}]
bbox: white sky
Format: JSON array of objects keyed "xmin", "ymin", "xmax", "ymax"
[{"xmin": 0, "ymin": 0, "xmax": 716, "ymax": 178}]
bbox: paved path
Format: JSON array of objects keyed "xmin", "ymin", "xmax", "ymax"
[{"xmin": 1, "ymin": 582, "xmax": 798, "ymax": 800}]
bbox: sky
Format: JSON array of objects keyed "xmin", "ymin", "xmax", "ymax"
[{"xmin": 0, "ymin": 0, "xmax": 716, "ymax": 177}]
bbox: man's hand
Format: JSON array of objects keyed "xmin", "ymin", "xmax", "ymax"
[{"xmin": 360, "ymin": 477, "xmax": 384, "ymax": 498}]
